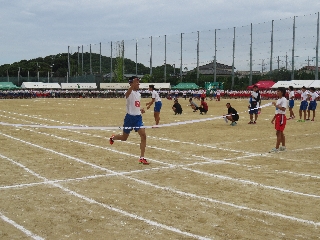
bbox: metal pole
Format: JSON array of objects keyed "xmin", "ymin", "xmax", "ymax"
[
  {"xmin": 316, "ymin": 12, "xmax": 319, "ymax": 80},
  {"xmin": 164, "ymin": 35, "xmax": 167, "ymax": 83},
  {"xmin": 150, "ymin": 36, "xmax": 153, "ymax": 76},
  {"xmin": 136, "ymin": 39, "xmax": 138, "ymax": 76},
  {"xmin": 270, "ymin": 20, "xmax": 274, "ymax": 73},
  {"xmin": 48, "ymin": 71, "xmax": 49, "ymax": 83},
  {"xmin": 122, "ymin": 40, "xmax": 125, "ymax": 79},
  {"xmin": 18, "ymin": 67, "xmax": 20, "ymax": 85},
  {"xmin": 67, "ymin": 46, "xmax": 70, "ymax": 78},
  {"xmin": 81, "ymin": 45, "xmax": 83, "ymax": 76},
  {"xmin": 214, "ymin": 29, "xmax": 217, "ymax": 83},
  {"xmin": 37, "ymin": 62, "xmax": 39, "ymax": 82},
  {"xmin": 197, "ymin": 31, "xmax": 199, "ymax": 84},
  {"xmin": 291, "ymin": 16, "xmax": 296, "ymax": 80},
  {"xmin": 77, "ymin": 46, "xmax": 80, "ymax": 76},
  {"xmin": 90, "ymin": 44, "xmax": 92, "ymax": 75},
  {"xmin": 231, "ymin": 27, "xmax": 235, "ymax": 89},
  {"xmin": 110, "ymin": 41, "xmax": 113, "ymax": 82},
  {"xmin": 249, "ymin": 23, "xmax": 253, "ymax": 86},
  {"xmin": 100, "ymin": 42, "xmax": 102, "ymax": 74},
  {"xmin": 180, "ymin": 33, "xmax": 183, "ymax": 82}
]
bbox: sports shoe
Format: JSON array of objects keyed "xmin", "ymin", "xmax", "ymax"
[
  {"xmin": 279, "ymin": 146, "xmax": 286, "ymax": 152},
  {"xmin": 248, "ymin": 121, "xmax": 253, "ymax": 124},
  {"xmin": 223, "ymin": 116, "xmax": 228, "ymax": 123},
  {"xmin": 230, "ymin": 122, "xmax": 236, "ymax": 126},
  {"xmin": 297, "ymin": 119, "xmax": 305, "ymax": 122},
  {"xmin": 269, "ymin": 148, "xmax": 279, "ymax": 153},
  {"xmin": 306, "ymin": 119, "xmax": 310, "ymax": 121},
  {"xmin": 311, "ymin": 119, "xmax": 315, "ymax": 121},
  {"xmin": 109, "ymin": 135, "xmax": 115, "ymax": 145},
  {"xmin": 253, "ymin": 121, "xmax": 256, "ymax": 124},
  {"xmin": 139, "ymin": 158, "xmax": 150, "ymax": 165}
]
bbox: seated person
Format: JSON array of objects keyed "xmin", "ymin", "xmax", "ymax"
[
  {"xmin": 188, "ymin": 97, "xmax": 199, "ymax": 112},
  {"xmin": 224, "ymin": 103, "xmax": 239, "ymax": 126},
  {"xmin": 199, "ymin": 97, "xmax": 208, "ymax": 114},
  {"xmin": 172, "ymin": 99, "xmax": 183, "ymax": 115}
]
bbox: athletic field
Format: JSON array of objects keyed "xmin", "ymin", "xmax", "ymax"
[{"xmin": 0, "ymin": 97, "xmax": 319, "ymax": 239}]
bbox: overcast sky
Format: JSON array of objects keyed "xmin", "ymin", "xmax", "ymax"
[{"xmin": 1, "ymin": 0, "xmax": 320, "ymax": 70}]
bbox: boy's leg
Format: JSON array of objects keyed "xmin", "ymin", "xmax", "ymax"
[{"xmin": 137, "ymin": 128, "xmax": 146, "ymax": 158}]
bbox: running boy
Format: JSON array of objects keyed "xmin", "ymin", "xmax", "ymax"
[
  {"xmin": 109, "ymin": 76, "xmax": 149, "ymax": 165},
  {"xmin": 269, "ymin": 87, "xmax": 287, "ymax": 153}
]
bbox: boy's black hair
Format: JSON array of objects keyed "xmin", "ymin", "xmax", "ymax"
[{"xmin": 277, "ymin": 87, "xmax": 286, "ymax": 96}]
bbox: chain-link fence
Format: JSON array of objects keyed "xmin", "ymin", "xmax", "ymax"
[{"xmin": 68, "ymin": 13, "xmax": 319, "ymax": 82}]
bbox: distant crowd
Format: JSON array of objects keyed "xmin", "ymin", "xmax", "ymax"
[{"xmin": 0, "ymin": 88, "xmax": 320, "ymax": 100}]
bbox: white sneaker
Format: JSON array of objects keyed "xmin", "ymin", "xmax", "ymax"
[
  {"xmin": 279, "ymin": 146, "xmax": 286, "ymax": 151},
  {"xmin": 223, "ymin": 116, "xmax": 228, "ymax": 123},
  {"xmin": 269, "ymin": 148, "xmax": 279, "ymax": 153}
]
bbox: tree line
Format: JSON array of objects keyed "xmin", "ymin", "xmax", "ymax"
[{"xmin": 0, "ymin": 53, "xmax": 316, "ymax": 89}]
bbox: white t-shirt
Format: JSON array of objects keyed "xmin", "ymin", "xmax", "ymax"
[
  {"xmin": 126, "ymin": 90, "xmax": 141, "ymax": 116},
  {"xmin": 309, "ymin": 92, "xmax": 319, "ymax": 101},
  {"xmin": 275, "ymin": 97, "xmax": 287, "ymax": 114},
  {"xmin": 251, "ymin": 91, "xmax": 258, "ymax": 102},
  {"xmin": 289, "ymin": 91, "xmax": 295, "ymax": 100},
  {"xmin": 151, "ymin": 90, "xmax": 161, "ymax": 102},
  {"xmin": 301, "ymin": 90, "xmax": 309, "ymax": 101}
]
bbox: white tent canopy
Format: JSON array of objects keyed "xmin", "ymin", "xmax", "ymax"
[
  {"xmin": 289, "ymin": 80, "xmax": 315, "ymax": 88},
  {"xmin": 100, "ymin": 82, "xmax": 171, "ymax": 90},
  {"xmin": 307, "ymin": 80, "xmax": 320, "ymax": 88},
  {"xmin": 271, "ymin": 80, "xmax": 317, "ymax": 89},
  {"xmin": 60, "ymin": 83, "xmax": 97, "ymax": 89},
  {"xmin": 271, "ymin": 81, "xmax": 292, "ymax": 88},
  {"xmin": 139, "ymin": 83, "xmax": 171, "ymax": 89},
  {"xmin": 100, "ymin": 83, "xmax": 129, "ymax": 89},
  {"xmin": 21, "ymin": 82, "xmax": 61, "ymax": 89}
]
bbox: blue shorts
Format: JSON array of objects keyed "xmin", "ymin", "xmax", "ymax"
[
  {"xmin": 249, "ymin": 102, "xmax": 258, "ymax": 115},
  {"xmin": 308, "ymin": 101, "xmax": 317, "ymax": 111},
  {"xmin": 154, "ymin": 101, "xmax": 162, "ymax": 112},
  {"xmin": 300, "ymin": 101, "xmax": 308, "ymax": 111},
  {"xmin": 289, "ymin": 99, "xmax": 294, "ymax": 108},
  {"xmin": 123, "ymin": 114, "xmax": 143, "ymax": 134}
]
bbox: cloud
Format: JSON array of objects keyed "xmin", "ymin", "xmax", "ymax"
[{"xmin": 0, "ymin": 0, "xmax": 320, "ymax": 66}]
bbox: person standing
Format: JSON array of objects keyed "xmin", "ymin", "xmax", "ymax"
[
  {"xmin": 109, "ymin": 76, "xmax": 149, "ymax": 165},
  {"xmin": 307, "ymin": 87, "xmax": 319, "ymax": 121},
  {"xmin": 269, "ymin": 87, "xmax": 287, "ymax": 153},
  {"xmin": 248, "ymin": 85, "xmax": 260, "ymax": 124},
  {"xmin": 288, "ymin": 86, "xmax": 295, "ymax": 119},
  {"xmin": 146, "ymin": 84, "xmax": 162, "ymax": 125},
  {"xmin": 297, "ymin": 86, "xmax": 309, "ymax": 122},
  {"xmin": 224, "ymin": 103, "xmax": 239, "ymax": 126}
]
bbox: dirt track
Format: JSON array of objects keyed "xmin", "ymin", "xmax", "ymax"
[{"xmin": 0, "ymin": 97, "xmax": 319, "ymax": 239}]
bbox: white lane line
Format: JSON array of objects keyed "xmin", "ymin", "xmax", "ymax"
[
  {"xmin": 0, "ymin": 153, "xmax": 211, "ymax": 240},
  {"xmin": 6, "ymin": 128, "xmax": 320, "ymax": 200},
  {"xmin": 1, "ymin": 133, "xmax": 319, "ymax": 227},
  {"xmin": 0, "ymin": 212, "xmax": 44, "ymax": 240}
]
